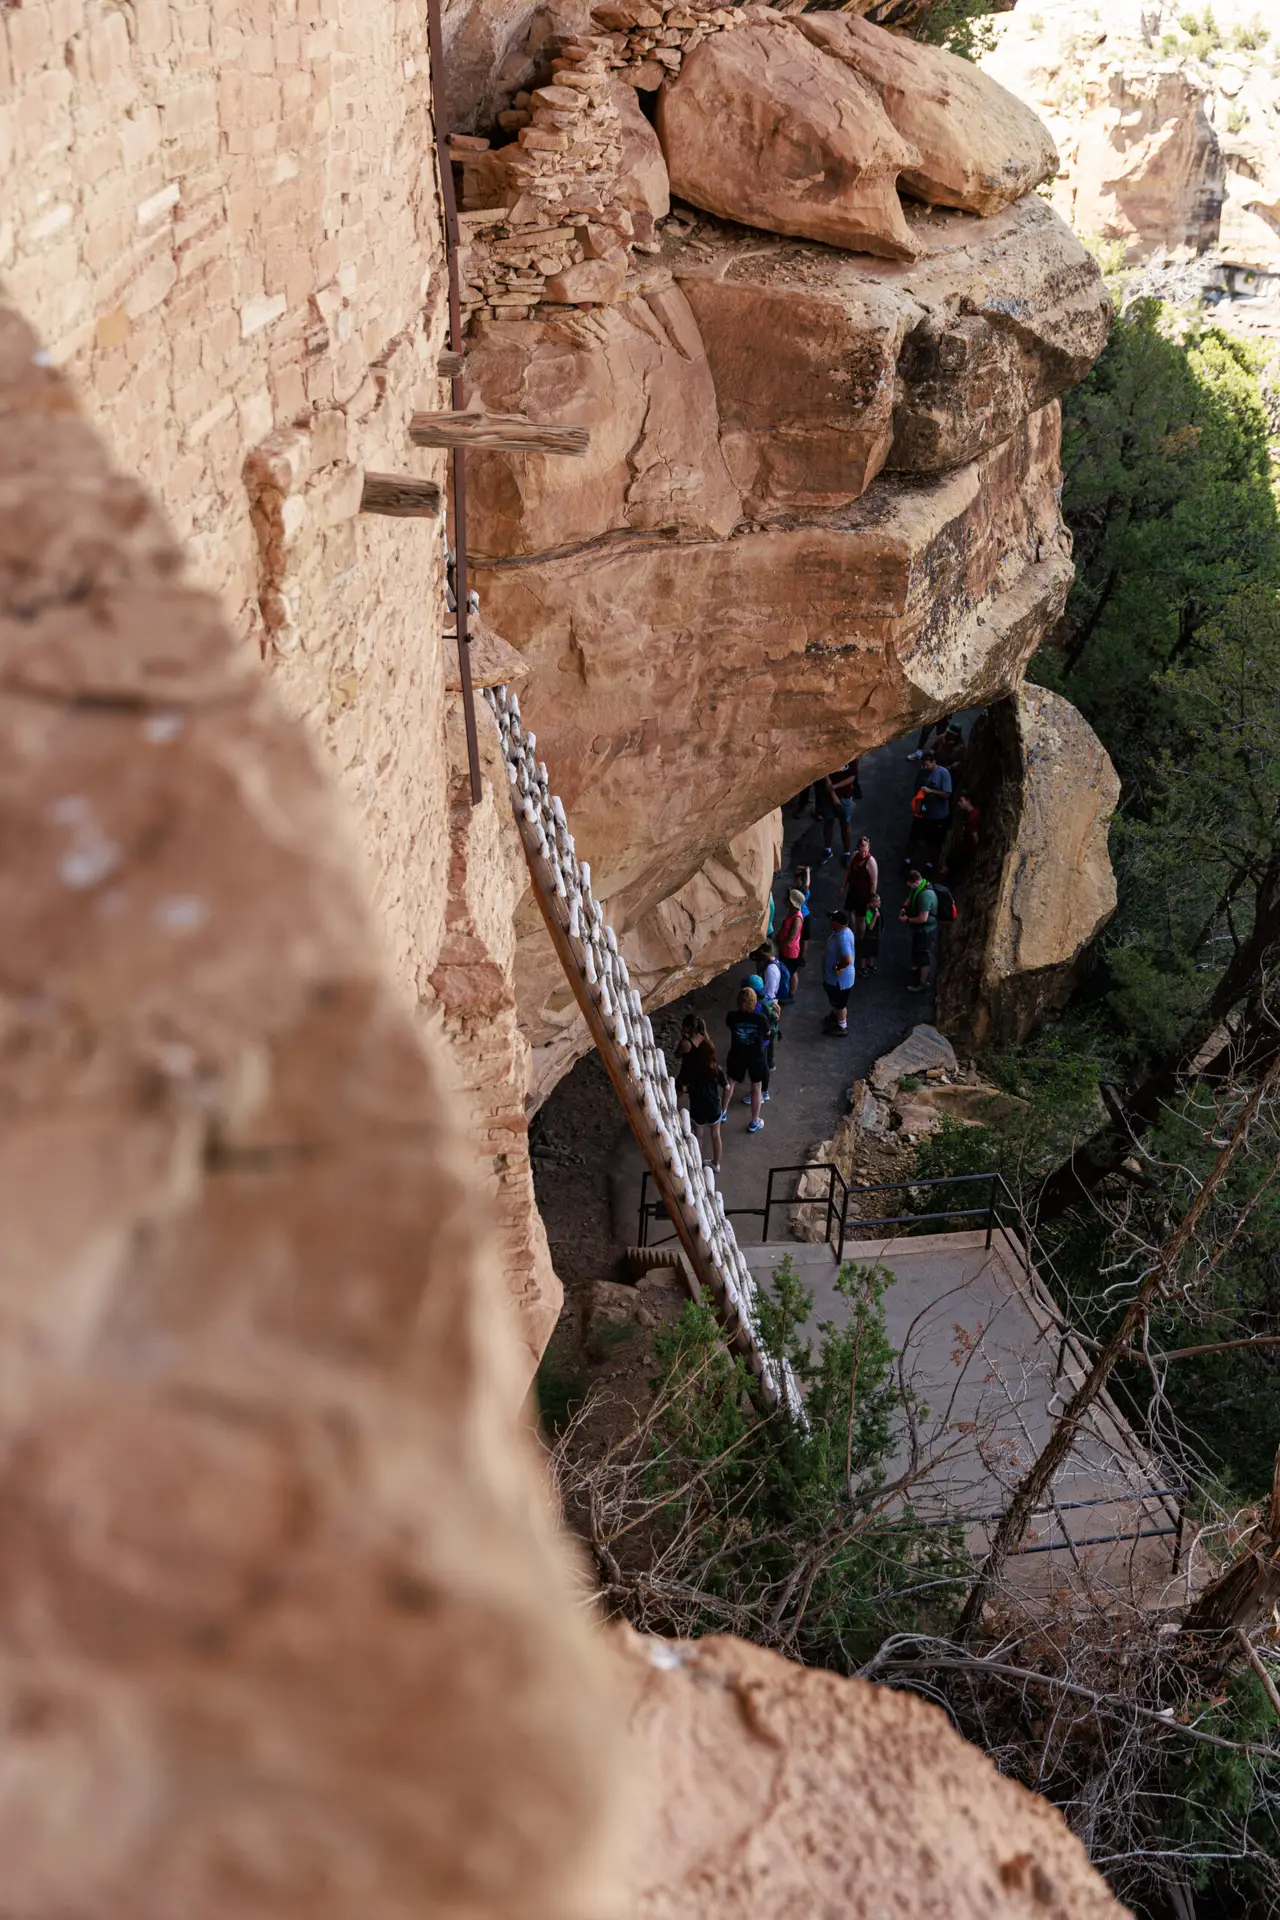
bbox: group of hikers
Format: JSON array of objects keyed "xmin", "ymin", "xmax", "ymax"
[{"xmin": 669, "ymin": 718, "xmax": 980, "ymax": 1176}]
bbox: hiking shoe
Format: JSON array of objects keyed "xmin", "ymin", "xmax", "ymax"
[
  {"xmin": 819, "ymin": 848, "xmax": 833, "ymax": 864},
  {"xmin": 747, "ymin": 1118, "xmax": 765, "ymax": 1134},
  {"xmin": 906, "ymin": 982, "xmax": 926, "ymax": 993},
  {"xmin": 741, "ymin": 1092, "xmax": 770, "ymax": 1104}
]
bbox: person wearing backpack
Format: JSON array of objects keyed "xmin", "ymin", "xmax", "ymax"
[
  {"xmin": 856, "ymin": 893, "xmax": 881, "ymax": 976},
  {"xmin": 899, "ymin": 868, "xmax": 939, "ymax": 993},
  {"xmin": 777, "ymin": 888, "xmax": 806, "ymax": 1000}
]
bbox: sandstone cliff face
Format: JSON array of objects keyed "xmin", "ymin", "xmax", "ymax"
[
  {"xmin": 1, "ymin": 289, "xmax": 1130, "ymax": 1920},
  {"xmin": 447, "ymin": 12, "xmax": 1110, "ymax": 1091},
  {"xmin": 938, "ymin": 685, "xmax": 1121, "ymax": 1050},
  {"xmin": 614, "ymin": 1629, "xmax": 1129, "ymax": 1919},
  {"xmin": 983, "ymin": 0, "xmax": 1280, "ymax": 303},
  {"xmin": 0, "ymin": 299, "xmax": 618, "ymax": 1920},
  {"xmin": 480, "ymin": 401, "xmax": 1073, "ymax": 1093}
]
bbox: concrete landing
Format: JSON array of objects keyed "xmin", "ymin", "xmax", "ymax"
[{"xmin": 742, "ymin": 1228, "xmax": 1181, "ymax": 1606}]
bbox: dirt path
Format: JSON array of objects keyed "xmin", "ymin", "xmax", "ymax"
[{"xmin": 532, "ymin": 733, "xmax": 934, "ymax": 1295}]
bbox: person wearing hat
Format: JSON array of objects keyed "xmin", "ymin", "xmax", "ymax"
[{"xmin": 777, "ymin": 888, "xmax": 807, "ymax": 1002}]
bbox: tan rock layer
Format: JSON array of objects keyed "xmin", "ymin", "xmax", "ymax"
[
  {"xmin": 472, "ymin": 405, "xmax": 1072, "ymax": 1072},
  {"xmin": 0, "ymin": 298, "xmax": 620, "ymax": 1920},
  {"xmin": 937, "ymin": 685, "xmax": 1120, "ymax": 1049},
  {"xmin": 614, "ymin": 1628, "xmax": 1129, "ymax": 1918}
]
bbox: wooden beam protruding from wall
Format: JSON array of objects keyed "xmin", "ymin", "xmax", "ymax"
[
  {"xmin": 359, "ymin": 472, "xmax": 443, "ymax": 518},
  {"xmin": 407, "ymin": 411, "xmax": 591, "ymax": 456}
]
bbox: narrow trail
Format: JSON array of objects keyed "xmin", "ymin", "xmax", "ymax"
[{"xmin": 533, "ymin": 733, "xmax": 936, "ymax": 1293}]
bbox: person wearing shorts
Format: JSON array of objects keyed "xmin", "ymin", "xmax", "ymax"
[
  {"xmin": 676, "ymin": 1035, "xmax": 728, "ymax": 1171},
  {"xmin": 899, "ymin": 868, "xmax": 938, "ymax": 992},
  {"xmin": 725, "ymin": 986, "xmax": 772, "ymax": 1132},
  {"xmin": 777, "ymin": 887, "xmax": 806, "ymax": 1001},
  {"xmin": 822, "ymin": 909, "xmax": 856, "ymax": 1034}
]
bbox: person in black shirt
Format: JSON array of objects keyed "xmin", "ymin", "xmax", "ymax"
[
  {"xmin": 725, "ymin": 986, "xmax": 772, "ymax": 1133},
  {"xmin": 675, "ymin": 1032, "xmax": 728, "ymax": 1172}
]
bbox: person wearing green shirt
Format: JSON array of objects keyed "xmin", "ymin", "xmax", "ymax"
[{"xmin": 899, "ymin": 867, "xmax": 937, "ymax": 993}]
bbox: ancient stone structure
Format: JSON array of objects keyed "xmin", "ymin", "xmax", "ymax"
[{"xmin": 938, "ymin": 686, "xmax": 1121, "ymax": 1050}]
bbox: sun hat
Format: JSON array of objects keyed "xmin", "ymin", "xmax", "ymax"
[{"xmin": 788, "ymin": 888, "xmax": 805, "ymax": 908}]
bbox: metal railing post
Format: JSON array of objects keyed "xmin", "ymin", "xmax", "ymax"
[
  {"xmin": 985, "ymin": 1171, "xmax": 996, "ymax": 1250},
  {"xmin": 638, "ymin": 1170, "xmax": 650, "ymax": 1250}
]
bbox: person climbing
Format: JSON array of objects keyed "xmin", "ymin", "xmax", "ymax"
[
  {"xmin": 842, "ymin": 833, "xmax": 878, "ymax": 920},
  {"xmin": 675, "ymin": 1032, "xmax": 728, "ymax": 1172},
  {"xmin": 899, "ymin": 867, "xmax": 938, "ymax": 993},
  {"xmin": 725, "ymin": 986, "xmax": 772, "ymax": 1132},
  {"xmin": 818, "ymin": 761, "xmax": 859, "ymax": 862},
  {"xmin": 856, "ymin": 892, "xmax": 881, "ymax": 976},
  {"xmin": 822, "ymin": 908, "xmax": 856, "ymax": 1034},
  {"xmin": 906, "ymin": 750, "xmax": 952, "ymax": 869},
  {"xmin": 777, "ymin": 887, "xmax": 806, "ymax": 1001}
]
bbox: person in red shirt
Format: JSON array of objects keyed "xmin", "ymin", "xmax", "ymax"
[{"xmin": 944, "ymin": 791, "xmax": 980, "ymax": 882}]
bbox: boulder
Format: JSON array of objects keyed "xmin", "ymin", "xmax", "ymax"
[
  {"xmin": 869, "ymin": 1023, "xmax": 958, "ymax": 1091},
  {"xmin": 796, "ymin": 12, "xmax": 1058, "ymax": 216},
  {"xmin": 656, "ymin": 22, "xmax": 923, "ymax": 258},
  {"xmin": 612, "ymin": 80, "xmax": 670, "ymax": 223},
  {"xmin": 937, "ymin": 686, "xmax": 1120, "ymax": 1049},
  {"xmin": 543, "ymin": 257, "xmax": 629, "ymax": 305},
  {"xmin": 613, "ymin": 1629, "xmax": 1128, "ymax": 1919},
  {"xmin": 461, "ymin": 294, "xmax": 741, "ymax": 559},
  {"xmin": 471, "ymin": 407, "xmax": 1073, "ymax": 1066},
  {"xmin": 669, "ymin": 195, "xmax": 1111, "ymax": 514}
]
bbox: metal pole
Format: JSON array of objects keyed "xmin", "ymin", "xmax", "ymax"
[
  {"xmin": 638, "ymin": 1170, "xmax": 650, "ymax": 1250},
  {"xmin": 425, "ymin": 0, "xmax": 482, "ymax": 806}
]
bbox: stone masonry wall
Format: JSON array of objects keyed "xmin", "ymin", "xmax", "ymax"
[{"xmin": 2, "ymin": 0, "xmax": 453, "ymax": 995}]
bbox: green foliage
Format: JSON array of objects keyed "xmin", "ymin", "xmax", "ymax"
[
  {"xmin": 1043, "ymin": 302, "xmax": 1280, "ymax": 792},
  {"xmin": 911, "ymin": 0, "xmax": 999, "ymax": 62},
  {"xmin": 1161, "ymin": 1668, "xmax": 1280, "ymax": 1895},
  {"xmin": 635, "ymin": 1257, "xmax": 965, "ymax": 1665},
  {"xmin": 907, "ymin": 1029, "xmax": 1110, "ymax": 1216}
]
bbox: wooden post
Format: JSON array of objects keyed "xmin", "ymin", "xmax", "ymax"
[
  {"xmin": 359, "ymin": 472, "xmax": 443, "ymax": 517},
  {"xmin": 408, "ymin": 411, "xmax": 592, "ymax": 456},
  {"xmin": 425, "ymin": 0, "xmax": 483, "ymax": 805}
]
